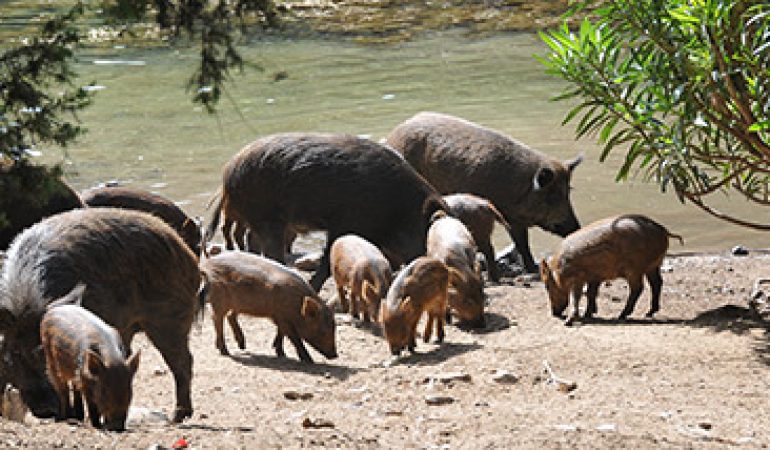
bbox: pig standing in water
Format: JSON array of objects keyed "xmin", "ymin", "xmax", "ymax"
[
  {"xmin": 427, "ymin": 211, "xmax": 486, "ymax": 328},
  {"xmin": 388, "ymin": 112, "xmax": 582, "ymax": 274},
  {"xmin": 198, "ymin": 251, "xmax": 337, "ymax": 363},
  {"xmin": 540, "ymin": 214, "xmax": 683, "ymax": 325},
  {"xmin": 0, "ymin": 208, "xmax": 200, "ymax": 422},
  {"xmin": 443, "ymin": 193, "xmax": 511, "ymax": 282},
  {"xmin": 330, "ymin": 235, "xmax": 393, "ymax": 323},
  {"xmin": 40, "ymin": 285, "xmax": 140, "ymax": 431},
  {"xmin": 380, "ymin": 257, "xmax": 450, "ymax": 355}
]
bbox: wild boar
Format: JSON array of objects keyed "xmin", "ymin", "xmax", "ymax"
[
  {"xmin": 540, "ymin": 214, "xmax": 683, "ymax": 325},
  {"xmin": 81, "ymin": 186, "xmax": 202, "ymax": 256},
  {"xmin": 443, "ymin": 193, "xmax": 511, "ymax": 282},
  {"xmin": 198, "ymin": 251, "xmax": 337, "ymax": 363},
  {"xmin": 330, "ymin": 234, "xmax": 393, "ymax": 323},
  {"xmin": 387, "ymin": 112, "xmax": 582, "ymax": 274},
  {"xmin": 40, "ymin": 285, "xmax": 140, "ymax": 431},
  {"xmin": 0, "ymin": 208, "xmax": 200, "ymax": 422},
  {"xmin": 206, "ymin": 133, "xmax": 446, "ymax": 291},
  {"xmin": 0, "ymin": 162, "xmax": 83, "ymax": 250},
  {"xmin": 380, "ymin": 257, "xmax": 450, "ymax": 356},
  {"xmin": 426, "ymin": 211, "xmax": 486, "ymax": 328}
]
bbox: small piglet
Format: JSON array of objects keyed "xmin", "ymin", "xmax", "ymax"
[
  {"xmin": 40, "ymin": 285, "xmax": 140, "ymax": 431},
  {"xmin": 540, "ymin": 214, "xmax": 683, "ymax": 325},
  {"xmin": 330, "ymin": 234, "xmax": 393, "ymax": 323},
  {"xmin": 443, "ymin": 193, "xmax": 511, "ymax": 282},
  {"xmin": 427, "ymin": 211, "xmax": 486, "ymax": 328},
  {"xmin": 199, "ymin": 251, "xmax": 337, "ymax": 363},
  {"xmin": 380, "ymin": 257, "xmax": 450, "ymax": 355}
]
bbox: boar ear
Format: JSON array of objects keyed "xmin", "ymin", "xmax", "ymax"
[
  {"xmin": 533, "ymin": 167, "xmax": 555, "ymax": 191},
  {"xmin": 85, "ymin": 350, "xmax": 105, "ymax": 378},
  {"xmin": 49, "ymin": 283, "xmax": 87, "ymax": 309},
  {"xmin": 565, "ymin": 154, "xmax": 583, "ymax": 173},
  {"xmin": 126, "ymin": 350, "xmax": 141, "ymax": 376},
  {"xmin": 301, "ymin": 297, "xmax": 321, "ymax": 319}
]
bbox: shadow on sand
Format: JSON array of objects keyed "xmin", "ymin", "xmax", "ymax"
[
  {"xmin": 395, "ymin": 341, "xmax": 483, "ymax": 367},
  {"xmin": 230, "ymin": 352, "xmax": 362, "ymax": 380}
]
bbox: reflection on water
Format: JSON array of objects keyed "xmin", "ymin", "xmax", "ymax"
[{"xmin": 33, "ymin": 32, "xmax": 767, "ymax": 256}]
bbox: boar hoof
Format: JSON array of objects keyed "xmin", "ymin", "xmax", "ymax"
[
  {"xmin": 172, "ymin": 407, "xmax": 193, "ymax": 423},
  {"xmin": 645, "ymin": 310, "xmax": 657, "ymax": 318},
  {"xmin": 617, "ymin": 312, "xmax": 630, "ymax": 321},
  {"xmin": 218, "ymin": 347, "xmax": 230, "ymax": 356}
]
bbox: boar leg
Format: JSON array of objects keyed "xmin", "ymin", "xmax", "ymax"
[
  {"xmin": 423, "ymin": 314, "xmax": 434, "ymax": 343},
  {"xmin": 336, "ymin": 284, "xmax": 350, "ymax": 316},
  {"xmin": 86, "ymin": 398, "xmax": 101, "ymax": 428},
  {"xmin": 478, "ymin": 239, "xmax": 500, "ymax": 282},
  {"xmin": 144, "ymin": 326, "xmax": 194, "ymax": 423},
  {"xmin": 50, "ymin": 377, "xmax": 70, "ymax": 421},
  {"xmin": 73, "ymin": 389, "xmax": 84, "ymax": 421},
  {"xmin": 227, "ymin": 313, "xmax": 246, "ymax": 350},
  {"xmin": 619, "ymin": 277, "xmax": 644, "ymax": 320},
  {"xmin": 212, "ymin": 307, "xmax": 230, "ymax": 356},
  {"xmin": 286, "ymin": 324, "xmax": 313, "ymax": 363},
  {"xmin": 222, "ymin": 217, "xmax": 236, "ymax": 250},
  {"xmin": 584, "ymin": 282, "xmax": 600, "ymax": 318},
  {"xmin": 272, "ymin": 330, "xmax": 286, "ymax": 358},
  {"xmin": 645, "ymin": 268, "xmax": 663, "ymax": 317},
  {"xmin": 309, "ymin": 243, "xmax": 333, "ymax": 292},
  {"xmin": 508, "ymin": 224, "xmax": 537, "ymax": 274},
  {"xmin": 565, "ymin": 284, "xmax": 583, "ymax": 326}
]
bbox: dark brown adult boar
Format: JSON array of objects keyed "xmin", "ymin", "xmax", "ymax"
[
  {"xmin": 40, "ymin": 285, "xmax": 141, "ymax": 431},
  {"xmin": 540, "ymin": 214, "xmax": 683, "ymax": 326},
  {"xmin": 426, "ymin": 211, "xmax": 486, "ymax": 328},
  {"xmin": 0, "ymin": 208, "xmax": 200, "ymax": 422},
  {"xmin": 198, "ymin": 251, "xmax": 337, "ymax": 363},
  {"xmin": 330, "ymin": 234, "xmax": 393, "ymax": 323},
  {"xmin": 81, "ymin": 186, "xmax": 202, "ymax": 256},
  {"xmin": 380, "ymin": 257, "xmax": 450, "ymax": 356},
  {"xmin": 206, "ymin": 132, "xmax": 446, "ymax": 291},
  {"xmin": 443, "ymin": 193, "xmax": 511, "ymax": 282},
  {"xmin": 387, "ymin": 112, "xmax": 582, "ymax": 274}
]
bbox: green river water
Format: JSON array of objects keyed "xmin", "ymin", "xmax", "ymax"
[{"xmin": 10, "ymin": 27, "xmax": 770, "ymax": 256}]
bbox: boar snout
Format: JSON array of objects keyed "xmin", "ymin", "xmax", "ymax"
[{"xmin": 544, "ymin": 210, "xmax": 580, "ymax": 238}]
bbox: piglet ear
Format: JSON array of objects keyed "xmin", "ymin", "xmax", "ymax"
[
  {"xmin": 539, "ymin": 259, "xmax": 549, "ymax": 281},
  {"xmin": 301, "ymin": 297, "xmax": 321, "ymax": 319},
  {"xmin": 126, "ymin": 350, "xmax": 141, "ymax": 376},
  {"xmin": 85, "ymin": 350, "xmax": 105, "ymax": 378}
]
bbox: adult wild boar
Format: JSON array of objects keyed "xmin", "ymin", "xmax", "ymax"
[
  {"xmin": 540, "ymin": 214, "xmax": 683, "ymax": 325},
  {"xmin": 330, "ymin": 234, "xmax": 393, "ymax": 323},
  {"xmin": 443, "ymin": 193, "xmax": 511, "ymax": 282},
  {"xmin": 81, "ymin": 186, "xmax": 202, "ymax": 256},
  {"xmin": 198, "ymin": 251, "xmax": 337, "ymax": 363},
  {"xmin": 207, "ymin": 133, "xmax": 446, "ymax": 291},
  {"xmin": 426, "ymin": 211, "xmax": 486, "ymax": 328},
  {"xmin": 0, "ymin": 208, "xmax": 200, "ymax": 422},
  {"xmin": 387, "ymin": 112, "xmax": 582, "ymax": 274},
  {"xmin": 40, "ymin": 285, "xmax": 141, "ymax": 431}
]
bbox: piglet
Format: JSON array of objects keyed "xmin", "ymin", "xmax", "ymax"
[
  {"xmin": 540, "ymin": 214, "xmax": 683, "ymax": 325},
  {"xmin": 199, "ymin": 251, "xmax": 337, "ymax": 363},
  {"xmin": 40, "ymin": 284, "xmax": 140, "ymax": 431},
  {"xmin": 380, "ymin": 257, "xmax": 450, "ymax": 355},
  {"xmin": 330, "ymin": 234, "xmax": 393, "ymax": 323}
]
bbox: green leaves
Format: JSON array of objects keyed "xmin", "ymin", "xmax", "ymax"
[{"xmin": 539, "ymin": 0, "xmax": 770, "ymax": 229}]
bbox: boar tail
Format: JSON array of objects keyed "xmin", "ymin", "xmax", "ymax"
[
  {"xmin": 667, "ymin": 232, "xmax": 684, "ymax": 246},
  {"xmin": 205, "ymin": 190, "xmax": 223, "ymax": 242},
  {"xmin": 196, "ymin": 272, "xmax": 210, "ymax": 323}
]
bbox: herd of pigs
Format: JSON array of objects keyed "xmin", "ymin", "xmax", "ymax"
[{"xmin": 0, "ymin": 112, "xmax": 683, "ymax": 432}]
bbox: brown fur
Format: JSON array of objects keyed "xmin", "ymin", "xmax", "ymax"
[
  {"xmin": 199, "ymin": 251, "xmax": 337, "ymax": 363},
  {"xmin": 443, "ymin": 193, "xmax": 511, "ymax": 282},
  {"xmin": 380, "ymin": 257, "xmax": 450, "ymax": 356},
  {"xmin": 0, "ymin": 208, "xmax": 200, "ymax": 422},
  {"xmin": 81, "ymin": 186, "xmax": 201, "ymax": 257},
  {"xmin": 387, "ymin": 112, "xmax": 582, "ymax": 274},
  {"xmin": 330, "ymin": 235, "xmax": 393, "ymax": 323},
  {"xmin": 427, "ymin": 211, "xmax": 486, "ymax": 328},
  {"xmin": 40, "ymin": 286, "xmax": 140, "ymax": 431},
  {"xmin": 206, "ymin": 133, "xmax": 446, "ymax": 291},
  {"xmin": 540, "ymin": 214, "xmax": 684, "ymax": 325}
]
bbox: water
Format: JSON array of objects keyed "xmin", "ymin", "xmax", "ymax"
[{"xmin": 30, "ymin": 32, "xmax": 769, "ymax": 256}]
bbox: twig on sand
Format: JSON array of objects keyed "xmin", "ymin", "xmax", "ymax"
[{"xmin": 543, "ymin": 360, "xmax": 577, "ymax": 393}]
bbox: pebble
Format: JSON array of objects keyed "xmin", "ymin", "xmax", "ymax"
[
  {"xmin": 302, "ymin": 417, "xmax": 335, "ymax": 429},
  {"xmin": 425, "ymin": 395, "xmax": 455, "ymax": 406},
  {"xmin": 423, "ymin": 372, "xmax": 472, "ymax": 384},
  {"xmin": 284, "ymin": 391, "xmax": 314, "ymax": 401},
  {"xmin": 596, "ymin": 423, "xmax": 617, "ymax": 432},
  {"xmin": 732, "ymin": 245, "xmax": 749, "ymax": 256},
  {"xmin": 491, "ymin": 370, "xmax": 519, "ymax": 384},
  {"xmin": 126, "ymin": 407, "xmax": 170, "ymax": 427}
]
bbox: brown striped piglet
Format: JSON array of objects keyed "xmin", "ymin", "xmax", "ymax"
[
  {"xmin": 380, "ymin": 257, "xmax": 449, "ymax": 356},
  {"xmin": 443, "ymin": 193, "xmax": 511, "ymax": 282},
  {"xmin": 330, "ymin": 234, "xmax": 393, "ymax": 323},
  {"xmin": 199, "ymin": 251, "xmax": 337, "ymax": 363},
  {"xmin": 540, "ymin": 214, "xmax": 684, "ymax": 326},
  {"xmin": 427, "ymin": 211, "xmax": 486, "ymax": 328},
  {"xmin": 40, "ymin": 285, "xmax": 140, "ymax": 431}
]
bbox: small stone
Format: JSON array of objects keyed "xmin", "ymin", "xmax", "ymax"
[
  {"xmin": 554, "ymin": 424, "xmax": 578, "ymax": 432},
  {"xmin": 491, "ymin": 370, "xmax": 519, "ymax": 384},
  {"xmin": 698, "ymin": 421, "xmax": 712, "ymax": 430},
  {"xmin": 425, "ymin": 395, "xmax": 455, "ymax": 406},
  {"xmin": 284, "ymin": 391, "xmax": 314, "ymax": 401},
  {"xmin": 554, "ymin": 380, "xmax": 577, "ymax": 393},
  {"xmin": 596, "ymin": 423, "xmax": 617, "ymax": 432},
  {"xmin": 732, "ymin": 245, "xmax": 749, "ymax": 256},
  {"xmin": 153, "ymin": 366, "xmax": 167, "ymax": 376},
  {"xmin": 302, "ymin": 417, "xmax": 335, "ymax": 429},
  {"xmin": 423, "ymin": 372, "xmax": 472, "ymax": 384}
]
